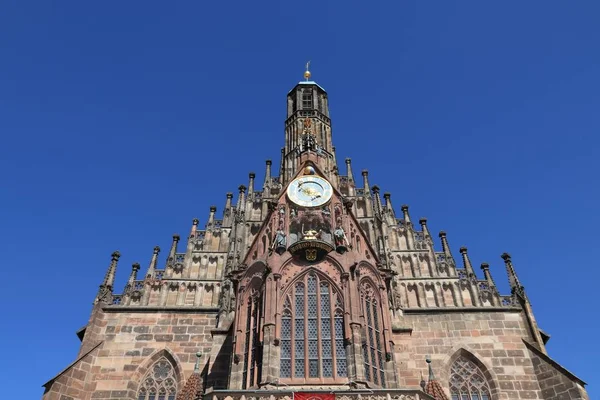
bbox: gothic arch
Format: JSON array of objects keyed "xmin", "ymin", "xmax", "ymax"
[
  {"xmin": 278, "ymin": 256, "xmax": 344, "ymax": 293},
  {"xmin": 130, "ymin": 348, "xmax": 184, "ymax": 398},
  {"xmin": 280, "ymin": 267, "xmax": 343, "ymax": 300},
  {"xmin": 440, "ymin": 346, "xmax": 499, "ymax": 400},
  {"xmin": 241, "ymin": 261, "xmax": 268, "ymax": 281}
]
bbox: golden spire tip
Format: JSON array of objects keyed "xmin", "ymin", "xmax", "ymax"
[{"xmin": 304, "ymin": 60, "xmax": 311, "ymax": 81}]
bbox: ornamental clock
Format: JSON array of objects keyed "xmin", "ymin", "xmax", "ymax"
[{"xmin": 286, "ymin": 176, "xmax": 333, "ymax": 208}]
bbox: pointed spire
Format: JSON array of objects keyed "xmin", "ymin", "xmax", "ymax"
[
  {"xmin": 190, "ymin": 218, "xmax": 199, "ymax": 238},
  {"xmin": 501, "ymin": 252, "xmax": 525, "ymax": 297},
  {"xmin": 128, "ymin": 262, "xmax": 140, "ymax": 286},
  {"xmin": 401, "ymin": 204, "xmax": 412, "ymax": 224},
  {"xmin": 208, "ymin": 206, "xmax": 216, "ymax": 226},
  {"xmin": 225, "ymin": 192, "xmax": 233, "ymax": 209},
  {"xmin": 345, "ymin": 158, "xmax": 354, "ymax": 182},
  {"xmin": 167, "ymin": 234, "xmax": 180, "ymax": 267},
  {"xmin": 236, "ymin": 185, "xmax": 246, "ymax": 209},
  {"xmin": 361, "ymin": 169, "xmax": 370, "ymax": 194},
  {"xmin": 263, "ymin": 160, "xmax": 272, "ymax": 188},
  {"xmin": 459, "ymin": 246, "xmax": 476, "ymax": 276},
  {"xmin": 103, "ymin": 251, "xmax": 120, "ymax": 289},
  {"xmin": 95, "ymin": 251, "xmax": 120, "ymax": 303},
  {"xmin": 425, "ymin": 356, "xmax": 450, "ymax": 400},
  {"xmin": 145, "ymin": 246, "xmax": 160, "ymax": 279},
  {"xmin": 383, "ymin": 192, "xmax": 392, "ymax": 210},
  {"xmin": 248, "ymin": 172, "xmax": 255, "ymax": 197},
  {"xmin": 419, "ymin": 218, "xmax": 430, "ymax": 238},
  {"xmin": 481, "ymin": 262, "xmax": 497, "ymax": 289},
  {"xmin": 439, "ymin": 231, "xmax": 452, "ymax": 255},
  {"xmin": 372, "ymin": 185, "xmax": 382, "ymax": 215}
]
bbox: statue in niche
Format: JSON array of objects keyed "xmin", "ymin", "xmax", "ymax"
[
  {"xmin": 333, "ymin": 210, "xmax": 349, "ymax": 253},
  {"xmin": 217, "ymin": 278, "xmax": 236, "ymax": 328},
  {"xmin": 272, "ymin": 206, "xmax": 287, "ymax": 254},
  {"xmin": 273, "ymin": 229, "xmax": 287, "ymax": 254},
  {"xmin": 334, "ymin": 225, "xmax": 350, "ymax": 253}
]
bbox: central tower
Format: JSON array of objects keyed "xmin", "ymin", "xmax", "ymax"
[{"xmin": 282, "ymin": 64, "xmax": 337, "ymax": 184}]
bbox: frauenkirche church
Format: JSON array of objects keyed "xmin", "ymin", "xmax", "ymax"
[{"xmin": 42, "ymin": 67, "xmax": 589, "ymax": 400}]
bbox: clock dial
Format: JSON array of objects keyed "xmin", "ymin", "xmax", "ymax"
[{"xmin": 287, "ymin": 176, "xmax": 333, "ymax": 207}]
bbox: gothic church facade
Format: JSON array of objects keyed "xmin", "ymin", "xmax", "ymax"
[{"xmin": 42, "ymin": 70, "xmax": 589, "ymax": 400}]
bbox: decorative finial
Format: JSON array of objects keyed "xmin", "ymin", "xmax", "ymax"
[
  {"xmin": 304, "ymin": 61, "xmax": 311, "ymax": 81},
  {"xmin": 426, "ymin": 355, "xmax": 435, "ymax": 380},
  {"xmin": 194, "ymin": 352, "xmax": 202, "ymax": 372}
]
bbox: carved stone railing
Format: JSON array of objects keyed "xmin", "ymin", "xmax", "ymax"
[{"xmin": 205, "ymin": 389, "xmax": 435, "ymax": 400}]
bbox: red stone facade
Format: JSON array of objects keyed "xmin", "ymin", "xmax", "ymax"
[{"xmin": 42, "ymin": 74, "xmax": 588, "ymax": 400}]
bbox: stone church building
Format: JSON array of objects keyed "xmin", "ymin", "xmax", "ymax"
[{"xmin": 42, "ymin": 69, "xmax": 589, "ymax": 400}]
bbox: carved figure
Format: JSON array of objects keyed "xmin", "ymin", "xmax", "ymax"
[
  {"xmin": 274, "ymin": 229, "xmax": 287, "ymax": 248},
  {"xmin": 333, "ymin": 225, "xmax": 350, "ymax": 251}
]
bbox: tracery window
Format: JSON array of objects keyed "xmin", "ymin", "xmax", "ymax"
[
  {"xmin": 360, "ymin": 281, "xmax": 386, "ymax": 387},
  {"xmin": 449, "ymin": 355, "xmax": 491, "ymax": 400},
  {"xmin": 242, "ymin": 289, "xmax": 263, "ymax": 389},
  {"xmin": 280, "ymin": 272, "xmax": 347, "ymax": 381},
  {"xmin": 137, "ymin": 358, "xmax": 177, "ymax": 400}
]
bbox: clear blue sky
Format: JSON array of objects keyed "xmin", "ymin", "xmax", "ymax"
[{"xmin": 1, "ymin": 1, "xmax": 598, "ymax": 398}]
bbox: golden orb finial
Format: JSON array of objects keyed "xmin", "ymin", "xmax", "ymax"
[{"xmin": 304, "ymin": 60, "xmax": 311, "ymax": 81}]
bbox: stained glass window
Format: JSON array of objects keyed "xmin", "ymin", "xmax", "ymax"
[
  {"xmin": 137, "ymin": 358, "xmax": 177, "ymax": 400},
  {"xmin": 361, "ymin": 281, "xmax": 386, "ymax": 387},
  {"xmin": 281, "ymin": 298, "xmax": 292, "ymax": 378},
  {"xmin": 242, "ymin": 290, "xmax": 263, "ymax": 389},
  {"xmin": 280, "ymin": 273, "xmax": 347, "ymax": 381},
  {"xmin": 449, "ymin": 356, "xmax": 491, "ymax": 400}
]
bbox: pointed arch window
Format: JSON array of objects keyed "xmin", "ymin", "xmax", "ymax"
[
  {"xmin": 280, "ymin": 272, "xmax": 347, "ymax": 381},
  {"xmin": 242, "ymin": 289, "xmax": 263, "ymax": 389},
  {"xmin": 360, "ymin": 281, "xmax": 386, "ymax": 387},
  {"xmin": 137, "ymin": 358, "xmax": 177, "ymax": 400},
  {"xmin": 449, "ymin": 355, "xmax": 492, "ymax": 400}
]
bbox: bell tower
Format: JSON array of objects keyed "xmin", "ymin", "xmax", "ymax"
[{"xmin": 281, "ymin": 63, "xmax": 337, "ymax": 184}]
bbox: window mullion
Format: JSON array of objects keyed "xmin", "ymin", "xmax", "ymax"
[
  {"xmin": 248, "ymin": 300, "xmax": 255, "ymax": 388},
  {"xmin": 330, "ymin": 287, "xmax": 337, "ymax": 378},
  {"xmin": 304, "ymin": 277, "xmax": 308, "ymax": 379},
  {"xmin": 290, "ymin": 306, "xmax": 295, "ymax": 377},
  {"xmin": 316, "ymin": 278, "xmax": 322, "ymax": 380}
]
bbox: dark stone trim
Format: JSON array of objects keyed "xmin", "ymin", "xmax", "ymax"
[
  {"xmin": 42, "ymin": 341, "xmax": 103, "ymax": 388},
  {"xmin": 404, "ymin": 307, "xmax": 521, "ymax": 314},
  {"xmin": 523, "ymin": 339, "xmax": 587, "ymax": 386},
  {"xmin": 391, "ymin": 326, "xmax": 413, "ymax": 334},
  {"xmin": 102, "ymin": 306, "xmax": 220, "ymax": 313}
]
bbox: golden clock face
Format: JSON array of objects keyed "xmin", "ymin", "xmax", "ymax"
[{"xmin": 287, "ymin": 176, "xmax": 333, "ymax": 207}]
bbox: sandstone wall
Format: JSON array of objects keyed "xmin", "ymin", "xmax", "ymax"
[
  {"xmin": 44, "ymin": 310, "xmax": 231, "ymax": 400},
  {"xmin": 394, "ymin": 310, "xmax": 544, "ymax": 399}
]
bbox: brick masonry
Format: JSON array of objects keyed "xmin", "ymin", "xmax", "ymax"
[{"xmin": 43, "ymin": 310, "xmax": 231, "ymax": 400}]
